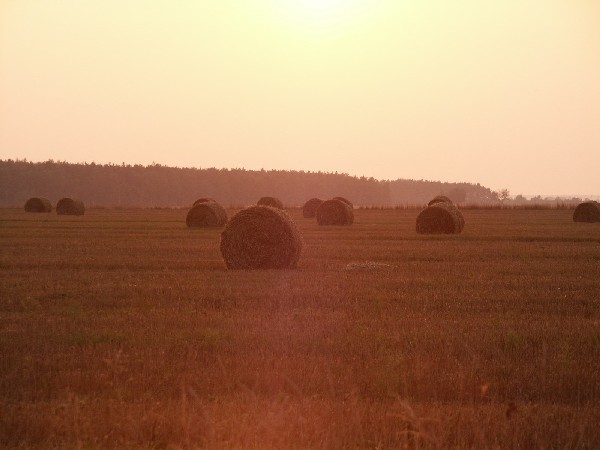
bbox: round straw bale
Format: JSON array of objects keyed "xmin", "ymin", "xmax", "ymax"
[
  {"xmin": 302, "ymin": 198, "xmax": 323, "ymax": 218},
  {"xmin": 416, "ymin": 202, "xmax": 464, "ymax": 234},
  {"xmin": 573, "ymin": 201, "xmax": 600, "ymax": 223},
  {"xmin": 193, "ymin": 197, "xmax": 216, "ymax": 207},
  {"xmin": 24, "ymin": 197, "xmax": 52, "ymax": 213},
  {"xmin": 257, "ymin": 196, "xmax": 284, "ymax": 209},
  {"xmin": 316, "ymin": 199, "xmax": 354, "ymax": 226},
  {"xmin": 186, "ymin": 202, "xmax": 228, "ymax": 227},
  {"xmin": 332, "ymin": 196, "xmax": 353, "ymax": 209},
  {"xmin": 428, "ymin": 195, "xmax": 453, "ymax": 206},
  {"xmin": 56, "ymin": 198, "xmax": 85, "ymax": 215},
  {"xmin": 220, "ymin": 206, "xmax": 302, "ymax": 269}
]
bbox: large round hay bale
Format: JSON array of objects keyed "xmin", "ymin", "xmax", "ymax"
[
  {"xmin": 428, "ymin": 195, "xmax": 453, "ymax": 206},
  {"xmin": 220, "ymin": 206, "xmax": 302, "ymax": 269},
  {"xmin": 56, "ymin": 198, "xmax": 85, "ymax": 215},
  {"xmin": 316, "ymin": 199, "xmax": 354, "ymax": 226},
  {"xmin": 416, "ymin": 202, "xmax": 464, "ymax": 234},
  {"xmin": 257, "ymin": 196, "xmax": 284, "ymax": 209},
  {"xmin": 24, "ymin": 197, "xmax": 52, "ymax": 213},
  {"xmin": 332, "ymin": 196, "xmax": 353, "ymax": 209},
  {"xmin": 573, "ymin": 201, "xmax": 600, "ymax": 223},
  {"xmin": 302, "ymin": 198, "xmax": 323, "ymax": 218},
  {"xmin": 186, "ymin": 202, "xmax": 228, "ymax": 227},
  {"xmin": 193, "ymin": 197, "xmax": 216, "ymax": 207}
]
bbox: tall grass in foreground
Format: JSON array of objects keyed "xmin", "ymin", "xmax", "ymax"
[{"xmin": 0, "ymin": 208, "xmax": 599, "ymax": 448}]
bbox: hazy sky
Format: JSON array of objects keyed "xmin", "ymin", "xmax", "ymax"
[{"xmin": 1, "ymin": 1, "xmax": 599, "ymax": 195}]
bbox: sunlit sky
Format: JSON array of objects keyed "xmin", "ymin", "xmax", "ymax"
[{"xmin": 1, "ymin": 1, "xmax": 599, "ymax": 196}]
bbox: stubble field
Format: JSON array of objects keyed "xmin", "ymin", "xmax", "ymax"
[{"xmin": 1, "ymin": 207, "xmax": 599, "ymax": 449}]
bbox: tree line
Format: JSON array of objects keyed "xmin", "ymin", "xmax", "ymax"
[{"xmin": 0, "ymin": 159, "xmax": 501, "ymax": 208}]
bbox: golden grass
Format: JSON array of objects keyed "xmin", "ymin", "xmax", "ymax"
[{"xmin": 1, "ymin": 208, "xmax": 599, "ymax": 448}]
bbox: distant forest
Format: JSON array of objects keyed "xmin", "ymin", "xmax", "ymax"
[{"xmin": 1, "ymin": 159, "xmax": 503, "ymax": 208}]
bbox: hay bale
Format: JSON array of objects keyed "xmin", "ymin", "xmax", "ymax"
[
  {"xmin": 316, "ymin": 199, "xmax": 354, "ymax": 226},
  {"xmin": 416, "ymin": 202, "xmax": 464, "ymax": 234},
  {"xmin": 193, "ymin": 197, "xmax": 216, "ymax": 207},
  {"xmin": 428, "ymin": 195, "xmax": 453, "ymax": 206},
  {"xmin": 333, "ymin": 196, "xmax": 353, "ymax": 209},
  {"xmin": 257, "ymin": 196, "xmax": 284, "ymax": 209},
  {"xmin": 220, "ymin": 206, "xmax": 302, "ymax": 269},
  {"xmin": 186, "ymin": 202, "xmax": 228, "ymax": 227},
  {"xmin": 573, "ymin": 201, "xmax": 600, "ymax": 223},
  {"xmin": 302, "ymin": 198, "xmax": 323, "ymax": 218},
  {"xmin": 56, "ymin": 198, "xmax": 85, "ymax": 215},
  {"xmin": 24, "ymin": 197, "xmax": 52, "ymax": 213}
]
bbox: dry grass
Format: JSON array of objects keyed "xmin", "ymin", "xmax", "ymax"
[{"xmin": 1, "ymin": 207, "xmax": 599, "ymax": 448}]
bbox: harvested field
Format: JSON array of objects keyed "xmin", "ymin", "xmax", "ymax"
[{"xmin": 1, "ymin": 207, "xmax": 599, "ymax": 449}]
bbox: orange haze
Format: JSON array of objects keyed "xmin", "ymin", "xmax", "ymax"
[{"xmin": 1, "ymin": 0, "xmax": 599, "ymax": 196}]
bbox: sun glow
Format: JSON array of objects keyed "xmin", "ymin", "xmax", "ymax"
[{"xmin": 275, "ymin": 0, "xmax": 365, "ymax": 28}]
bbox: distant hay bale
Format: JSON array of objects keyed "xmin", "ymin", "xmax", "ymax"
[
  {"xmin": 56, "ymin": 198, "xmax": 85, "ymax": 215},
  {"xmin": 316, "ymin": 199, "xmax": 354, "ymax": 226},
  {"xmin": 573, "ymin": 201, "xmax": 600, "ymax": 223},
  {"xmin": 220, "ymin": 206, "xmax": 302, "ymax": 269},
  {"xmin": 24, "ymin": 197, "xmax": 52, "ymax": 213},
  {"xmin": 257, "ymin": 196, "xmax": 284, "ymax": 209},
  {"xmin": 332, "ymin": 196, "xmax": 353, "ymax": 209},
  {"xmin": 428, "ymin": 195, "xmax": 453, "ymax": 206},
  {"xmin": 193, "ymin": 197, "xmax": 216, "ymax": 207},
  {"xmin": 416, "ymin": 202, "xmax": 465, "ymax": 234},
  {"xmin": 302, "ymin": 198, "xmax": 323, "ymax": 218},
  {"xmin": 186, "ymin": 202, "xmax": 228, "ymax": 227}
]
